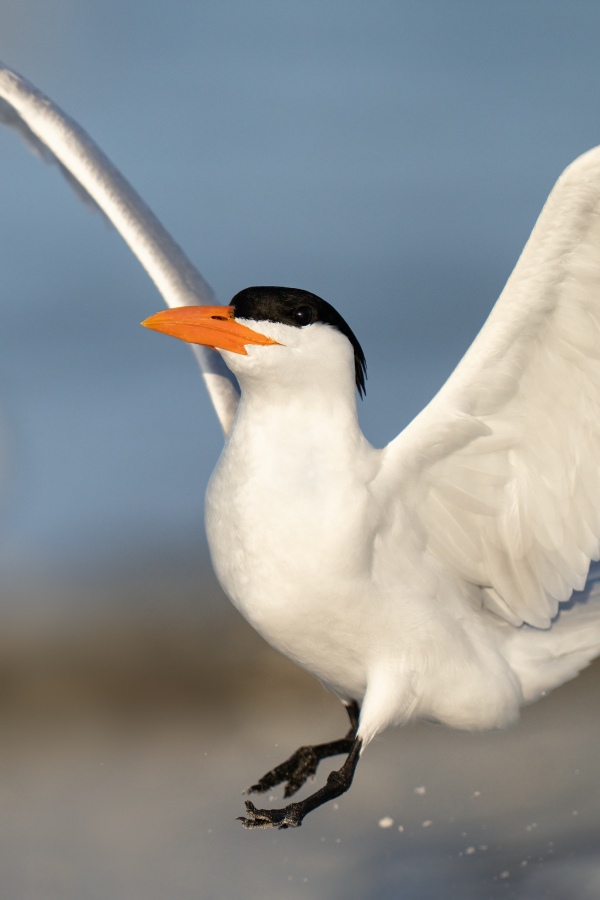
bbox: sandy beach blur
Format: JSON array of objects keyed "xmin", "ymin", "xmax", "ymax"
[{"xmin": 1, "ymin": 568, "xmax": 599, "ymax": 900}]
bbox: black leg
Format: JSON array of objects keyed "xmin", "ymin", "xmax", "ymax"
[
  {"xmin": 245, "ymin": 700, "xmax": 360, "ymax": 798},
  {"xmin": 238, "ymin": 701, "xmax": 362, "ymax": 830},
  {"xmin": 239, "ymin": 737, "xmax": 362, "ymax": 829}
]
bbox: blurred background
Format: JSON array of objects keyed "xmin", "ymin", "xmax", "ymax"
[{"xmin": 1, "ymin": 1, "xmax": 600, "ymax": 897}]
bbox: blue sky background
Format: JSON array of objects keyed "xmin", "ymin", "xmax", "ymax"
[{"xmin": 2, "ymin": 1, "xmax": 600, "ymax": 594}]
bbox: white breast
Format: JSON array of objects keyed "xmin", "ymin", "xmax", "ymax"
[{"xmin": 204, "ymin": 388, "xmax": 381, "ymax": 697}]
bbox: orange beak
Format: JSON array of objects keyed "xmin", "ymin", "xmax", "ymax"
[{"xmin": 141, "ymin": 305, "xmax": 279, "ymax": 355}]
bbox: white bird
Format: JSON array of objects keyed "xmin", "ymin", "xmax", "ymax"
[
  {"xmin": 3, "ymin": 64, "xmax": 600, "ymax": 831},
  {"xmin": 143, "ymin": 156, "xmax": 600, "ymax": 828}
]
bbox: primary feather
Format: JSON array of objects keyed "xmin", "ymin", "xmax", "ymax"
[{"xmin": 0, "ymin": 61, "xmax": 239, "ymax": 433}]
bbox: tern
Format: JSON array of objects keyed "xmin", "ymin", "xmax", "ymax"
[
  {"xmin": 3, "ymin": 64, "xmax": 600, "ymax": 831},
  {"xmin": 143, "ymin": 162, "xmax": 600, "ymax": 829}
]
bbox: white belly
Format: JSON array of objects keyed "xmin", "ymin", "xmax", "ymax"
[{"xmin": 206, "ymin": 451, "xmax": 378, "ymax": 696}]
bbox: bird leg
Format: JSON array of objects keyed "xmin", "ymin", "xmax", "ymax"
[
  {"xmin": 245, "ymin": 700, "xmax": 360, "ymax": 798},
  {"xmin": 239, "ymin": 737, "xmax": 362, "ymax": 829},
  {"xmin": 238, "ymin": 701, "xmax": 361, "ymax": 829}
]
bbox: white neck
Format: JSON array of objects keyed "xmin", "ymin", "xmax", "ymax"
[
  {"xmin": 218, "ymin": 321, "xmax": 372, "ymax": 469},
  {"xmin": 231, "ymin": 369, "xmax": 366, "ymax": 465}
]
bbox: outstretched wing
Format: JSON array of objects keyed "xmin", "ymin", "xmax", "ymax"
[
  {"xmin": 379, "ymin": 147, "xmax": 600, "ymax": 628},
  {"xmin": 0, "ymin": 62, "xmax": 240, "ymax": 434}
]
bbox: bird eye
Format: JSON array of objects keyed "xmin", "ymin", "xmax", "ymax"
[{"xmin": 293, "ymin": 305, "xmax": 313, "ymax": 326}]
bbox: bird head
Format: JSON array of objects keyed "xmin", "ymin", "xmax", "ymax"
[{"xmin": 142, "ymin": 286, "xmax": 367, "ymax": 399}]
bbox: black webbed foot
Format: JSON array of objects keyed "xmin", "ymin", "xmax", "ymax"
[
  {"xmin": 245, "ymin": 745, "xmax": 320, "ymax": 798},
  {"xmin": 239, "ymin": 702, "xmax": 361, "ymax": 829},
  {"xmin": 244, "ymin": 700, "xmax": 360, "ymax": 799},
  {"xmin": 238, "ymin": 738, "xmax": 362, "ymax": 829},
  {"xmin": 237, "ymin": 799, "xmax": 304, "ymax": 829}
]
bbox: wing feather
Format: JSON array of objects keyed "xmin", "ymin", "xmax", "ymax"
[
  {"xmin": 380, "ymin": 147, "xmax": 600, "ymax": 627},
  {"xmin": 0, "ymin": 62, "xmax": 240, "ymax": 434}
]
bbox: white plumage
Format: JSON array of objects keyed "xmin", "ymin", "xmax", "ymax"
[
  {"xmin": 3, "ymin": 61, "xmax": 600, "ymax": 828},
  {"xmin": 201, "ymin": 270, "xmax": 600, "ymax": 745},
  {"xmin": 392, "ymin": 148, "xmax": 600, "ymax": 631},
  {"xmin": 0, "ymin": 62, "xmax": 240, "ymax": 434}
]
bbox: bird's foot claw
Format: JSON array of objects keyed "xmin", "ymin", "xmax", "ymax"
[
  {"xmin": 245, "ymin": 746, "xmax": 319, "ymax": 798},
  {"xmin": 237, "ymin": 800, "xmax": 302, "ymax": 830}
]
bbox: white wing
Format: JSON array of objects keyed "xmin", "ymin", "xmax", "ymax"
[
  {"xmin": 380, "ymin": 147, "xmax": 600, "ymax": 628},
  {"xmin": 0, "ymin": 62, "xmax": 239, "ymax": 434}
]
